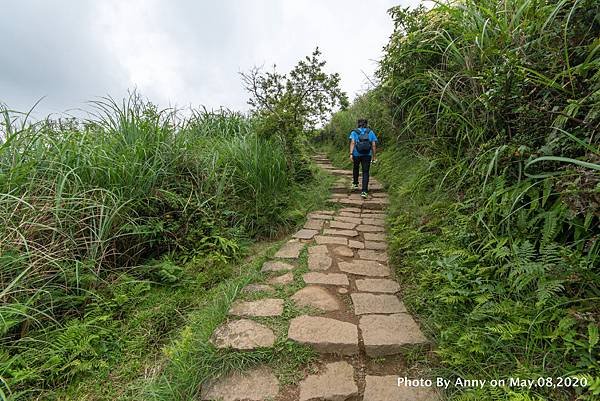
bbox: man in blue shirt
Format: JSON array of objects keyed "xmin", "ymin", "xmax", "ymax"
[{"xmin": 348, "ymin": 118, "xmax": 378, "ymax": 199}]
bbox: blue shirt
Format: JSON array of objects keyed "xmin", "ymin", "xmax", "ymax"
[{"xmin": 349, "ymin": 128, "xmax": 378, "ymax": 157}]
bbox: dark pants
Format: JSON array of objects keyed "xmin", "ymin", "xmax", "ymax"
[{"xmin": 352, "ymin": 155, "xmax": 371, "ymax": 192}]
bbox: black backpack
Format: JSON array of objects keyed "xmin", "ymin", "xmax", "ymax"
[{"xmin": 354, "ymin": 128, "xmax": 372, "ymax": 155}]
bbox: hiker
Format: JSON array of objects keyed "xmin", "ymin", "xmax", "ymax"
[{"xmin": 349, "ymin": 118, "xmax": 378, "ymax": 199}]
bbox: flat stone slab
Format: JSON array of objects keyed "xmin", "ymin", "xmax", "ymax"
[
  {"xmin": 315, "ymin": 235, "xmax": 348, "ymax": 245},
  {"xmin": 211, "ymin": 319, "xmax": 275, "ymax": 350},
  {"xmin": 268, "ymin": 272, "xmax": 294, "ymax": 285},
  {"xmin": 348, "ymin": 240, "xmax": 365, "ymax": 249},
  {"xmin": 335, "ymin": 216, "xmax": 362, "ymax": 224},
  {"xmin": 288, "ymin": 315, "xmax": 359, "ymax": 355},
  {"xmin": 364, "ymin": 375, "xmax": 440, "ymax": 401},
  {"xmin": 360, "ymin": 314, "xmax": 428, "ymax": 357},
  {"xmin": 351, "ymin": 293, "xmax": 406, "ymax": 315},
  {"xmin": 333, "ymin": 245, "xmax": 354, "ymax": 257},
  {"xmin": 364, "ymin": 232, "xmax": 386, "ymax": 241},
  {"xmin": 355, "ymin": 278, "xmax": 400, "ymax": 293},
  {"xmin": 308, "ymin": 254, "xmax": 332, "ymax": 271},
  {"xmin": 303, "ymin": 272, "xmax": 350, "ymax": 286},
  {"xmin": 308, "ymin": 245, "xmax": 329, "ymax": 255},
  {"xmin": 323, "ymin": 228, "xmax": 359, "ymax": 237},
  {"xmin": 356, "ymin": 224, "xmax": 385, "ymax": 233},
  {"xmin": 365, "ymin": 241, "xmax": 388, "ymax": 250},
  {"xmin": 339, "ymin": 211, "xmax": 361, "ymax": 217},
  {"xmin": 293, "ymin": 229, "xmax": 319, "ymax": 240},
  {"xmin": 340, "ymin": 207, "xmax": 361, "ymax": 213},
  {"xmin": 308, "ymin": 213, "xmax": 334, "ymax": 220},
  {"xmin": 339, "ymin": 199, "xmax": 364, "ymax": 207},
  {"xmin": 299, "ymin": 361, "xmax": 358, "ymax": 401},
  {"xmin": 241, "ymin": 283, "xmax": 274, "ymax": 294},
  {"xmin": 362, "ymin": 218, "xmax": 385, "ymax": 226},
  {"xmin": 329, "ymin": 220, "xmax": 357, "ymax": 230},
  {"xmin": 292, "ymin": 286, "xmax": 341, "ymax": 311},
  {"xmin": 274, "ymin": 241, "xmax": 304, "ymax": 258},
  {"xmin": 338, "ymin": 260, "xmax": 390, "ymax": 277},
  {"xmin": 200, "ymin": 366, "xmax": 279, "ymax": 401},
  {"xmin": 261, "ymin": 260, "xmax": 294, "ymax": 272},
  {"xmin": 358, "ymin": 249, "xmax": 389, "ymax": 262},
  {"xmin": 304, "ymin": 219, "xmax": 324, "ymax": 230},
  {"xmin": 229, "ymin": 298, "xmax": 284, "ymax": 317}
]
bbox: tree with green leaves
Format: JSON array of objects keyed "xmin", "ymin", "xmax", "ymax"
[{"xmin": 241, "ymin": 47, "xmax": 348, "ymax": 178}]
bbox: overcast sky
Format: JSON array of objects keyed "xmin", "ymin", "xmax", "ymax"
[{"xmin": 1, "ymin": 0, "xmax": 423, "ymax": 118}]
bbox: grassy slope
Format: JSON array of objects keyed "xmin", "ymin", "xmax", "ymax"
[{"xmin": 48, "ymin": 165, "xmax": 334, "ymax": 401}]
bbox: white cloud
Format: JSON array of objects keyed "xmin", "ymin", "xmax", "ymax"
[{"xmin": 0, "ymin": 0, "xmax": 426, "ymax": 115}]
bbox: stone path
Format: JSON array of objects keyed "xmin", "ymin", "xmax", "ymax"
[{"xmin": 202, "ymin": 154, "xmax": 440, "ymax": 401}]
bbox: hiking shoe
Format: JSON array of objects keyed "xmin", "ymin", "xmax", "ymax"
[
  {"xmin": 351, "ymin": 183, "xmax": 359, "ymax": 191},
  {"xmin": 361, "ymin": 191, "xmax": 368, "ymax": 199}
]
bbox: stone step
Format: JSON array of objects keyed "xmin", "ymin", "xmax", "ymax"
[
  {"xmin": 274, "ymin": 240, "xmax": 305, "ymax": 258},
  {"xmin": 299, "ymin": 361, "xmax": 358, "ymax": 401},
  {"xmin": 288, "ymin": 315, "xmax": 359, "ymax": 355},
  {"xmin": 303, "ymin": 272, "xmax": 350, "ymax": 286},
  {"xmin": 291, "ymin": 285, "xmax": 341, "ymax": 311},
  {"xmin": 228, "ymin": 298, "xmax": 284, "ymax": 317},
  {"xmin": 351, "ymin": 293, "xmax": 406, "ymax": 315},
  {"xmin": 360, "ymin": 313, "xmax": 429, "ymax": 357},
  {"xmin": 308, "ymin": 253, "xmax": 332, "ymax": 271},
  {"xmin": 211, "ymin": 319, "xmax": 275, "ymax": 350},
  {"xmin": 364, "ymin": 375, "xmax": 441, "ymax": 401},
  {"xmin": 338, "ymin": 260, "xmax": 390, "ymax": 277},
  {"xmin": 200, "ymin": 366, "xmax": 279, "ymax": 401}
]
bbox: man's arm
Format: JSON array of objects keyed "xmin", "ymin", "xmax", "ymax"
[
  {"xmin": 371, "ymin": 141, "xmax": 377, "ymax": 160},
  {"xmin": 349, "ymin": 140, "xmax": 355, "ymax": 160}
]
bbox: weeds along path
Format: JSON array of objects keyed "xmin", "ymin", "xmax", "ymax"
[{"xmin": 200, "ymin": 154, "xmax": 440, "ymax": 401}]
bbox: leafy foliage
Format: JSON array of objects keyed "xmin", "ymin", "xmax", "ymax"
[{"xmin": 322, "ymin": 0, "xmax": 599, "ymax": 399}]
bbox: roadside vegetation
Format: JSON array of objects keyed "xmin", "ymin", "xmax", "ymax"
[
  {"xmin": 323, "ymin": 0, "xmax": 599, "ymax": 400},
  {"xmin": 0, "ymin": 48, "xmax": 345, "ymax": 400}
]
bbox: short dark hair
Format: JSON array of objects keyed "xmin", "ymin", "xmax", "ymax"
[{"xmin": 357, "ymin": 119, "xmax": 368, "ymax": 128}]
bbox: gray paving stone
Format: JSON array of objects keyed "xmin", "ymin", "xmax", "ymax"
[
  {"xmin": 338, "ymin": 260, "xmax": 390, "ymax": 277},
  {"xmin": 211, "ymin": 319, "xmax": 275, "ymax": 350},
  {"xmin": 334, "ymin": 216, "xmax": 362, "ymax": 224},
  {"xmin": 229, "ymin": 298, "xmax": 284, "ymax": 317},
  {"xmin": 312, "ymin": 210, "xmax": 335, "ymax": 215},
  {"xmin": 351, "ymin": 293, "xmax": 406, "ymax": 315},
  {"xmin": 364, "ymin": 241, "xmax": 387, "ymax": 250},
  {"xmin": 308, "ymin": 245, "xmax": 329, "ymax": 255},
  {"xmin": 292, "ymin": 286, "xmax": 341, "ymax": 311},
  {"xmin": 339, "ymin": 207, "xmax": 361, "ymax": 213},
  {"xmin": 261, "ymin": 260, "xmax": 294, "ymax": 272},
  {"xmin": 356, "ymin": 224, "xmax": 385, "ymax": 233},
  {"xmin": 332, "ymin": 245, "xmax": 354, "ymax": 257},
  {"xmin": 200, "ymin": 366, "xmax": 279, "ymax": 401},
  {"xmin": 308, "ymin": 253, "xmax": 332, "ymax": 271},
  {"xmin": 241, "ymin": 283, "xmax": 274, "ymax": 294},
  {"xmin": 304, "ymin": 219, "xmax": 325, "ymax": 230},
  {"xmin": 348, "ymin": 240, "xmax": 365, "ymax": 249},
  {"xmin": 329, "ymin": 220, "xmax": 357, "ymax": 230},
  {"xmin": 360, "ymin": 314, "xmax": 428, "ymax": 357},
  {"xmin": 364, "ymin": 375, "xmax": 440, "ymax": 401},
  {"xmin": 339, "ymin": 211, "xmax": 362, "ymax": 218},
  {"xmin": 288, "ymin": 315, "xmax": 359, "ymax": 355},
  {"xmin": 358, "ymin": 249, "xmax": 389, "ymax": 262},
  {"xmin": 362, "ymin": 218, "xmax": 385, "ymax": 227},
  {"xmin": 267, "ymin": 272, "xmax": 294, "ymax": 285},
  {"xmin": 303, "ymin": 272, "xmax": 349, "ymax": 286},
  {"xmin": 274, "ymin": 241, "xmax": 305, "ymax": 258},
  {"xmin": 363, "ymin": 232, "xmax": 386, "ymax": 241},
  {"xmin": 293, "ymin": 228, "xmax": 319, "ymax": 240},
  {"xmin": 355, "ymin": 278, "xmax": 400, "ymax": 293},
  {"xmin": 323, "ymin": 228, "xmax": 359, "ymax": 237},
  {"xmin": 315, "ymin": 235, "xmax": 348, "ymax": 245},
  {"xmin": 299, "ymin": 361, "xmax": 358, "ymax": 401}
]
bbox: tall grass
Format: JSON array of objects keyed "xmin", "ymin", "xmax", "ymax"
[
  {"xmin": 323, "ymin": 0, "xmax": 599, "ymax": 399},
  {"xmin": 0, "ymin": 94, "xmax": 300, "ymax": 398}
]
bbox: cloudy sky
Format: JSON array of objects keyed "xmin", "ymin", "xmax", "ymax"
[{"xmin": 1, "ymin": 0, "xmax": 423, "ymax": 118}]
